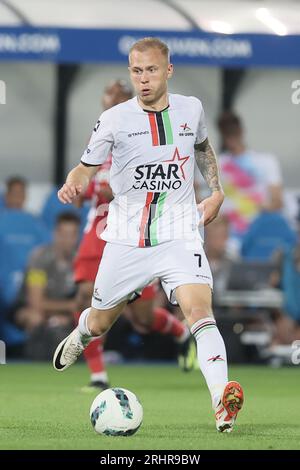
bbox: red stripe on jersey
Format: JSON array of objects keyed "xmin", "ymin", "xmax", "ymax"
[
  {"xmin": 148, "ymin": 113, "xmax": 159, "ymax": 146},
  {"xmin": 139, "ymin": 192, "xmax": 154, "ymax": 247}
]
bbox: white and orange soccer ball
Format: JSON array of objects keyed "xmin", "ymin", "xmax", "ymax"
[{"xmin": 90, "ymin": 387, "xmax": 143, "ymax": 436}]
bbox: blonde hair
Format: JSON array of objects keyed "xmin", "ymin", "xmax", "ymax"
[{"xmin": 129, "ymin": 37, "xmax": 170, "ymax": 62}]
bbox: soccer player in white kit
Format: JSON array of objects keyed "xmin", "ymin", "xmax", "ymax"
[{"xmin": 53, "ymin": 38, "xmax": 244, "ymax": 433}]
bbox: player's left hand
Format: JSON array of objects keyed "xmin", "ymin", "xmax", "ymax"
[{"xmin": 197, "ymin": 190, "xmax": 224, "ymax": 226}]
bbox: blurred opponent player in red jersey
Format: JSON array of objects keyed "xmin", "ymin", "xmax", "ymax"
[{"xmin": 73, "ymin": 80, "xmax": 192, "ymax": 390}]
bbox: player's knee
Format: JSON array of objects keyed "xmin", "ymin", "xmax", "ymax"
[
  {"xmin": 130, "ymin": 307, "xmax": 154, "ymax": 332},
  {"xmin": 88, "ymin": 318, "xmax": 109, "ymax": 336},
  {"xmin": 137, "ymin": 314, "xmax": 153, "ymax": 331},
  {"xmin": 87, "ymin": 312, "xmax": 113, "ymax": 336},
  {"xmin": 132, "ymin": 317, "xmax": 153, "ymax": 333},
  {"xmin": 188, "ymin": 306, "xmax": 213, "ymax": 324}
]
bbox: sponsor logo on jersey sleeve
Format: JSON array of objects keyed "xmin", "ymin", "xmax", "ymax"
[{"xmin": 93, "ymin": 119, "xmax": 101, "ymax": 132}]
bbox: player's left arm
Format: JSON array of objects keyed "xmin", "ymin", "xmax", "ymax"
[{"xmin": 194, "ymin": 137, "xmax": 224, "ymax": 225}]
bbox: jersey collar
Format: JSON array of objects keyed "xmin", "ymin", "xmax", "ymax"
[{"xmin": 135, "ymin": 95, "xmax": 170, "ymax": 114}]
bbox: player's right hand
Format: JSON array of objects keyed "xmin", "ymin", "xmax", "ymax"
[{"xmin": 57, "ymin": 183, "xmax": 83, "ymax": 204}]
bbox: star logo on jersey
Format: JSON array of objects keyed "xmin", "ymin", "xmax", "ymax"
[{"xmin": 163, "ymin": 147, "xmax": 190, "ymax": 180}]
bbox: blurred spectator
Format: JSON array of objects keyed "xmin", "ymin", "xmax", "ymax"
[
  {"xmin": 41, "ymin": 186, "xmax": 89, "ymax": 236},
  {"xmin": 0, "ymin": 177, "xmax": 49, "ymax": 309},
  {"xmin": 204, "ymin": 215, "xmax": 238, "ymax": 301},
  {"xmin": 0, "ymin": 190, "xmax": 5, "ymax": 211},
  {"xmin": 281, "ymin": 244, "xmax": 300, "ymax": 323},
  {"xmin": 241, "ymin": 211, "xmax": 296, "ymax": 261},
  {"xmin": 262, "ymin": 238, "xmax": 300, "ymax": 349},
  {"xmin": 271, "ymin": 224, "xmax": 300, "ymax": 343},
  {"xmin": 4, "ymin": 176, "xmax": 26, "ymax": 209},
  {"xmin": 102, "ymin": 78, "xmax": 132, "ymax": 109},
  {"xmin": 14, "ymin": 212, "xmax": 80, "ymax": 331},
  {"xmin": 218, "ymin": 111, "xmax": 283, "ymax": 249},
  {"xmin": 12, "ymin": 212, "xmax": 80, "ymax": 359}
]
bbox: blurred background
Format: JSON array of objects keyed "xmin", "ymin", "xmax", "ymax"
[{"xmin": 1, "ymin": 0, "xmax": 300, "ymax": 370}]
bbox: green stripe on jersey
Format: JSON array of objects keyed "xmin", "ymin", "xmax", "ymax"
[
  {"xmin": 149, "ymin": 192, "xmax": 167, "ymax": 246},
  {"xmin": 162, "ymin": 110, "xmax": 173, "ymax": 145}
]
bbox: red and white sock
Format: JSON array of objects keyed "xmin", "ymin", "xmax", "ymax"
[
  {"xmin": 190, "ymin": 317, "xmax": 228, "ymax": 408},
  {"xmin": 151, "ymin": 307, "xmax": 189, "ymax": 343},
  {"xmin": 83, "ymin": 337, "xmax": 108, "ymax": 383}
]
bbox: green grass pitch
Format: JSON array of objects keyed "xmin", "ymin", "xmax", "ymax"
[{"xmin": 1, "ymin": 363, "xmax": 300, "ymax": 450}]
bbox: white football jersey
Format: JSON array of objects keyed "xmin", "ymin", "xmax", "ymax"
[{"xmin": 81, "ymin": 94, "xmax": 207, "ymax": 247}]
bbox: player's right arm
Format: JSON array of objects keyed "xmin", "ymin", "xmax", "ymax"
[
  {"xmin": 58, "ymin": 108, "xmax": 114, "ymax": 204},
  {"xmin": 58, "ymin": 163, "xmax": 99, "ymax": 204}
]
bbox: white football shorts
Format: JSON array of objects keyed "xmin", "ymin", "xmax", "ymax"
[{"xmin": 92, "ymin": 239, "xmax": 213, "ymax": 309}]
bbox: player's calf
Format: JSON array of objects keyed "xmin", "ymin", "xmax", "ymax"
[{"xmin": 86, "ymin": 305, "xmax": 126, "ymax": 336}]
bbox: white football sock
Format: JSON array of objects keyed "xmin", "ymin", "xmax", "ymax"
[
  {"xmin": 78, "ymin": 307, "xmax": 93, "ymax": 337},
  {"xmin": 191, "ymin": 317, "xmax": 228, "ymax": 408}
]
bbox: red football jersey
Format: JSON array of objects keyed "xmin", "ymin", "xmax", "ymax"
[{"xmin": 77, "ymin": 157, "xmax": 112, "ymax": 259}]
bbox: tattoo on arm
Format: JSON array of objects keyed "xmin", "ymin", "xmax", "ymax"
[{"xmin": 194, "ymin": 138, "xmax": 223, "ymax": 193}]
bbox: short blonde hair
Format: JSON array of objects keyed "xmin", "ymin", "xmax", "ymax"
[{"xmin": 129, "ymin": 37, "xmax": 170, "ymax": 62}]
